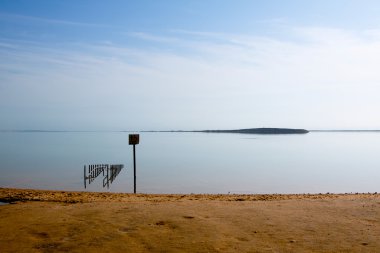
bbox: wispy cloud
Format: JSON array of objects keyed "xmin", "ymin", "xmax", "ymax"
[
  {"xmin": 256, "ymin": 17, "xmax": 289, "ymax": 25},
  {"xmin": 1, "ymin": 26, "xmax": 380, "ymax": 129},
  {"xmin": 0, "ymin": 42, "xmax": 18, "ymax": 49},
  {"xmin": 128, "ymin": 32, "xmax": 180, "ymax": 43},
  {"xmin": 0, "ymin": 12, "xmax": 108, "ymax": 28}
]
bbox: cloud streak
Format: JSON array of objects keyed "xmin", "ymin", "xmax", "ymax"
[{"xmin": 0, "ymin": 12, "xmax": 108, "ymax": 28}]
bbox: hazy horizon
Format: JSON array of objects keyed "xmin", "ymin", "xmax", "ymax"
[
  {"xmin": 2, "ymin": 128, "xmax": 380, "ymax": 132},
  {"xmin": 1, "ymin": 130, "xmax": 379, "ymax": 193},
  {"xmin": 2, "ymin": 1, "xmax": 380, "ymax": 130}
]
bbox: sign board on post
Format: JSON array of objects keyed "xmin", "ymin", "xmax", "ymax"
[
  {"xmin": 129, "ymin": 134, "xmax": 139, "ymax": 193},
  {"xmin": 129, "ymin": 134, "xmax": 139, "ymax": 145}
]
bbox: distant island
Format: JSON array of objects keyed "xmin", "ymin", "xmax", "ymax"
[
  {"xmin": 142, "ymin": 128, "xmax": 309, "ymax": 134},
  {"xmin": 200, "ymin": 128, "xmax": 309, "ymax": 134}
]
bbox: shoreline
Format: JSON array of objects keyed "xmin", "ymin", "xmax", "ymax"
[
  {"xmin": 1, "ymin": 187, "xmax": 379, "ymax": 252},
  {"xmin": 1, "ymin": 187, "xmax": 379, "ymax": 203}
]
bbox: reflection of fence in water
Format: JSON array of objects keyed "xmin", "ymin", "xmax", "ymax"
[
  {"xmin": 84, "ymin": 164, "xmax": 124, "ymax": 189},
  {"xmin": 103, "ymin": 165, "xmax": 123, "ymax": 188},
  {"xmin": 87, "ymin": 164, "xmax": 107, "ymax": 184}
]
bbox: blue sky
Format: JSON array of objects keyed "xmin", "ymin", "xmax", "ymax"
[{"xmin": 1, "ymin": 1, "xmax": 380, "ymax": 130}]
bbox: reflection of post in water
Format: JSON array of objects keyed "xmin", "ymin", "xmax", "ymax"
[{"xmin": 84, "ymin": 164, "xmax": 124, "ymax": 189}]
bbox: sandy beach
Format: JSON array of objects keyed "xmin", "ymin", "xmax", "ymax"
[{"xmin": 0, "ymin": 188, "xmax": 379, "ymax": 252}]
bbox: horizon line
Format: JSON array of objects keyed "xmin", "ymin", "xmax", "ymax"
[{"xmin": 1, "ymin": 129, "xmax": 380, "ymax": 133}]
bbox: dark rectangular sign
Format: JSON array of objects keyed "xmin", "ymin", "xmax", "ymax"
[{"xmin": 129, "ymin": 134, "xmax": 139, "ymax": 145}]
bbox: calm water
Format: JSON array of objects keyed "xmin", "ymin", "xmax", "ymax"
[{"xmin": 0, "ymin": 131, "xmax": 379, "ymax": 194}]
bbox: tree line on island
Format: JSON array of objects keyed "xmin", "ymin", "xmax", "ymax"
[
  {"xmin": 143, "ymin": 128, "xmax": 309, "ymax": 134},
  {"xmin": 200, "ymin": 128, "xmax": 309, "ymax": 134}
]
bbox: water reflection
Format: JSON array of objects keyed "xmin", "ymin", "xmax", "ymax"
[
  {"xmin": 1, "ymin": 131, "xmax": 380, "ymax": 193},
  {"xmin": 84, "ymin": 164, "xmax": 124, "ymax": 189}
]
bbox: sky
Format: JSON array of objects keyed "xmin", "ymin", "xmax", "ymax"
[{"xmin": 1, "ymin": 0, "xmax": 380, "ymax": 131}]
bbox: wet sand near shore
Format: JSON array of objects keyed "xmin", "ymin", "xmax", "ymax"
[{"xmin": 0, "ymin": 188, "xmax": 379, "ymax": 252}]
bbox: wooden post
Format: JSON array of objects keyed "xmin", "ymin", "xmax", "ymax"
[
  {"xmin": 133, "ymin": 144, "xmax": 136, "ymax": 194},
  {"xmin": 129, "ymin": 134, "xmax": 139, "ymax": 194},
  {"xmin": 107, "ymin": 166, "xmax": 109, "ymax": 189},
  {"xmin": 84, "ymin": 165, "xmax": 86, "ymax": 189}
]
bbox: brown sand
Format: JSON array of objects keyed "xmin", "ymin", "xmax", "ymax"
[{"xmin": 0, "ymin": 188, "xmax": 379, "ymax": 252}]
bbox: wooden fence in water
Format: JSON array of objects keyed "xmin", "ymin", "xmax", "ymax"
[{"xmin": 84, "ymin": 164, "xmax": 124, "ymax": 189}]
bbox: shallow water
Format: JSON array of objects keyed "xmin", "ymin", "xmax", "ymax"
[{"xmin": 0, "ymin": 131, "xmax": 379, "ymax": 194}]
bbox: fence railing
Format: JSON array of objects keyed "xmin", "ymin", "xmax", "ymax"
[{"xmin": 84, "ymin": 164, "xmax": 124, "ymax": 189}]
